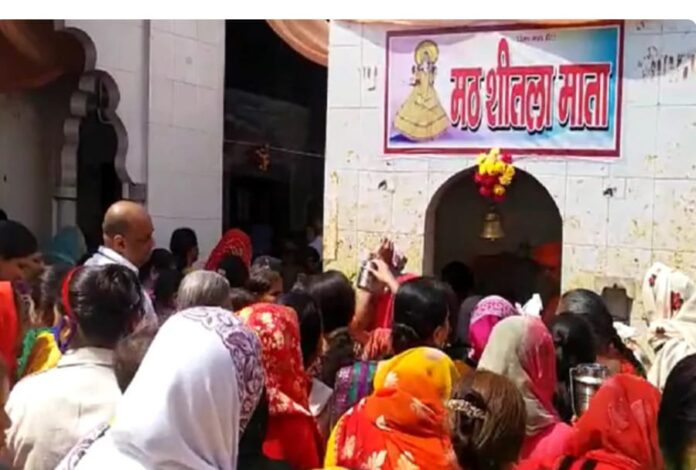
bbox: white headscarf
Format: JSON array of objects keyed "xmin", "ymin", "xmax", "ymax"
[
  {"xmin": 642, "ymin": 263, "xmax": 696, "ymax": 389},
  {"xmin": 61, "ymin": 307, "xmax": 265, "ymax": 469}
]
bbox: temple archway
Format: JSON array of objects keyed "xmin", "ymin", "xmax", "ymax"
[{"xmin": 424, "ymin": 166, "xmax": 562, "ymax": 306}]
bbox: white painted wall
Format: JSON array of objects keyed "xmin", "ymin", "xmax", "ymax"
[
  {"xmin": 146, "ymin": 20, "xmax": 225, "ymax": 263},
  {"xmin": 63, "ymin": 20, "xmax": 226, "ymax": 261},
  {"xmin": 324, "ymin": 20, "xmax": 696, "ymax": 318}
]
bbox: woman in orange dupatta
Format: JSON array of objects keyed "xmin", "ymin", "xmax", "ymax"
[
  {"xmin": 239, "ymin": 303, "xmax": 322, "ymax": 470},
  {"xmin": 205, "ymin": 228, "xmax": 252, "ymax": 271},
  {"xmin": 325, "ymin": 346, "xmax": 460, "ymax": 470}
]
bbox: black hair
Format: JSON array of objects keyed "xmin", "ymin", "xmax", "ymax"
[
  {"xmin": 435, "ymin": 279, "xmax": 461, "ymax": 345},
  {"xmin": 113, "ymin": 327, "xmax": 157, "ymax": 392},
  {"xmin": 246, "ymin": 265, "xmax": 282, "ymax": 298},
  {"xmin": 560, "ymin": 288, "xmax": 645, "ymax": 376},
  {"xmin": 153, "ymin": 269, "xmax": 183, "ymax": 313},
  {"xmin": 303, "ymin": 246, "xmax": 321, "ymax": 274},
  {"xmin": 549, "ymin": 312, "xmax": 597, "ymax": 422},
  {"xmin": 305, "ymin": 246, "xmax": 321, "ymax": 263},
  {"xmin": 76, "ymin": 253, "xmax": 91, "ymax": 266},
  {"xmin": 216, "ymin": 254, "xmax": 249, "ymax": 288},
  {"xmin": 278, "ymin": 291, "xmax": 323, "ymax": 367},
  {"xmin": 319, "ymin": 327, "xmax": 356, "ymax": 388},
  {"xmin": 392, "ymin": 277, "xmax": 449, "ymax": 354},
  {"xmin": 306, "ymin": 270, "xmax": 355, "ymax": 334},
  {"xmin": 229, "ymin": 288, "xmax": 255, "ymax": 311},
  {"xmin": 67, "ymin": 264, "xmax": 144, "ymax": 348},
  {"xmin": 659, "ymin": 353, "xmax": 696, "ymax": 470},
  {"xmin": 0, "ymin": 220, "xmax": 37, "ymax": 261},
  {"xmin": 551, "ymin": 312, "xmax": 597, "ymax": 383},
  {"xmin": 0, "ymin": 209, "xmax": 7, "ymax": 221},
  {"xmin": 139, "ymin": 248, "xmax": 175, "ymax": 284},
  {"xmin": 441, "ymin": 261, "xmax": 475, "ymax": 299},
  {"xmin": 450, "ymin": 387, "xmax": 490, "ymax": 470},
  {"xmin": 169, "ymin": 228, "xmax": 198, "ymax": 271},
  {"xmin": 30, "ymin": 264, "xmax": 72, "ymax": 326}
]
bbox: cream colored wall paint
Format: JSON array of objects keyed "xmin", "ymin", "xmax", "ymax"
[{"xmin": 324, "ymin": 20, "xmax": 696, "ymax": 320}]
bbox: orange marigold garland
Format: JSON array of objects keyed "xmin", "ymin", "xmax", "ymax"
[{"xmin": 474, "ymin": 148, "xmax": 515, "ymax": 203}]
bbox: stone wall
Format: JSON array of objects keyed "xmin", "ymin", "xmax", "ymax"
[{"xmin": 324, "ymin": 20, "xmax": 696, "ymax": 320}]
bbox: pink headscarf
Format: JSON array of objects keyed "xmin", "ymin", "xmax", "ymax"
[{"xmin": 468, "ymin": 295, "xmax": 518, "ymax": 362}]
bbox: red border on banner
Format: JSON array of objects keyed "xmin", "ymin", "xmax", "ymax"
[{"xmin": 382, "ymin": 20, "xmax": 625, "ymax": 158}]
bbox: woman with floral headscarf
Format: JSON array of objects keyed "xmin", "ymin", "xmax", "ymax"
[
  {"xmin": 324, "ymin": 347, "xmax": 461, "ymax": 470},
  {"xmin": 478, "ymin": 315, "xmax": 573, "ymax": 462},
  {"xmin": 641, "ymin": 262, "xmax": 696, "ymax": 389},
  {"xmin": 56, "ymin": 306, "xmax": 265, "ymax": 469},
  {"xmin": 239, "ymin": 303, "xmax": 322, "ymax": 470},
  {"xmin": 205, "ymin": 229, "xmax": 253, "ymax": 271},
  {"xmin": 519, "ymin": 374, "xmax": 663, "ymax": 470}
]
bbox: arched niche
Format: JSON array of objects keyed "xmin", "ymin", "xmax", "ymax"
[
  {"xmin": 424, "ymin": 166, "xmax": 562, "ymax": 304},
  {"xmin": 53, "ymin": 21, "xmax": 144, "ymax": 247}
]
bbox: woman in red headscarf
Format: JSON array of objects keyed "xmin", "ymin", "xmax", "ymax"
[
  {"xmin": 519, "ymin": 374, "xmax": 663, "ymax": 470},
  {"xmin": 204, "ymin": 229, "xmax": 252, "ymax": 271},
  {"xmin": 239, "ymin": 303, "xmax": 322, "ymax": 470}
]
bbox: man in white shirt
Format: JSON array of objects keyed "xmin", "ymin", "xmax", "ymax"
[{"xmin": 84, "ymin": 200, "xmax": 157, "ymax": 326}]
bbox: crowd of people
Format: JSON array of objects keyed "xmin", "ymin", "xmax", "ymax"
[{"xmin": 0, "ymin": 200, "xmax": 695, "ymax": 469}]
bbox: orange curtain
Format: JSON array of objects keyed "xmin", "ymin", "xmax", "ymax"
[
  {"xmin": 0, "ymin": 20, "xmax": 83, "ymax": 94},
  {"xmin": 267, "ymin": 20, "xmax": 602, "ymax": 68},
  {"xmin": 266, "ymin": 20, "xmax": 329, "ymax": 67}
]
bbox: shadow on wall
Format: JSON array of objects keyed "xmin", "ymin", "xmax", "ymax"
[{"xmin": 0, "ymin": 75, "xmax": 77, "ymax": 245}]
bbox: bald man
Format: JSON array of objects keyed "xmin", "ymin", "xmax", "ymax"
[{"xmin": 84, "ymin": 201, "xmax": 157, "ymax": 326}]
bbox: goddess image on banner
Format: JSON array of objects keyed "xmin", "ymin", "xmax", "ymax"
[{"xmin": 384, "ymin": 21, "xmax": 624, "ymax": 157}]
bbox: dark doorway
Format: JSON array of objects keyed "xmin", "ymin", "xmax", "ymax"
[
  {"xmin": 76, "ymin": 105, "xmax": 121, "ymax": 252},
  {"xmin": 224, "ymin": 20, "xmax": 326, "ymax": 258}
]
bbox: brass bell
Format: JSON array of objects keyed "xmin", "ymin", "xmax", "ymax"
[{"xmin": 480, "ymin": 208, "xmax": 505, "ymax": 241}]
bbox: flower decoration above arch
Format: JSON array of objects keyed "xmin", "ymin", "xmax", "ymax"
[{"xmin": 474, "ymin": 148, "xmax": 515, "ymax": 203}]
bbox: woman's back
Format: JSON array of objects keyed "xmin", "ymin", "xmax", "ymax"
[{"xmin": 325, "ymin": 347, "xmax": 460, "ymax": 470}]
